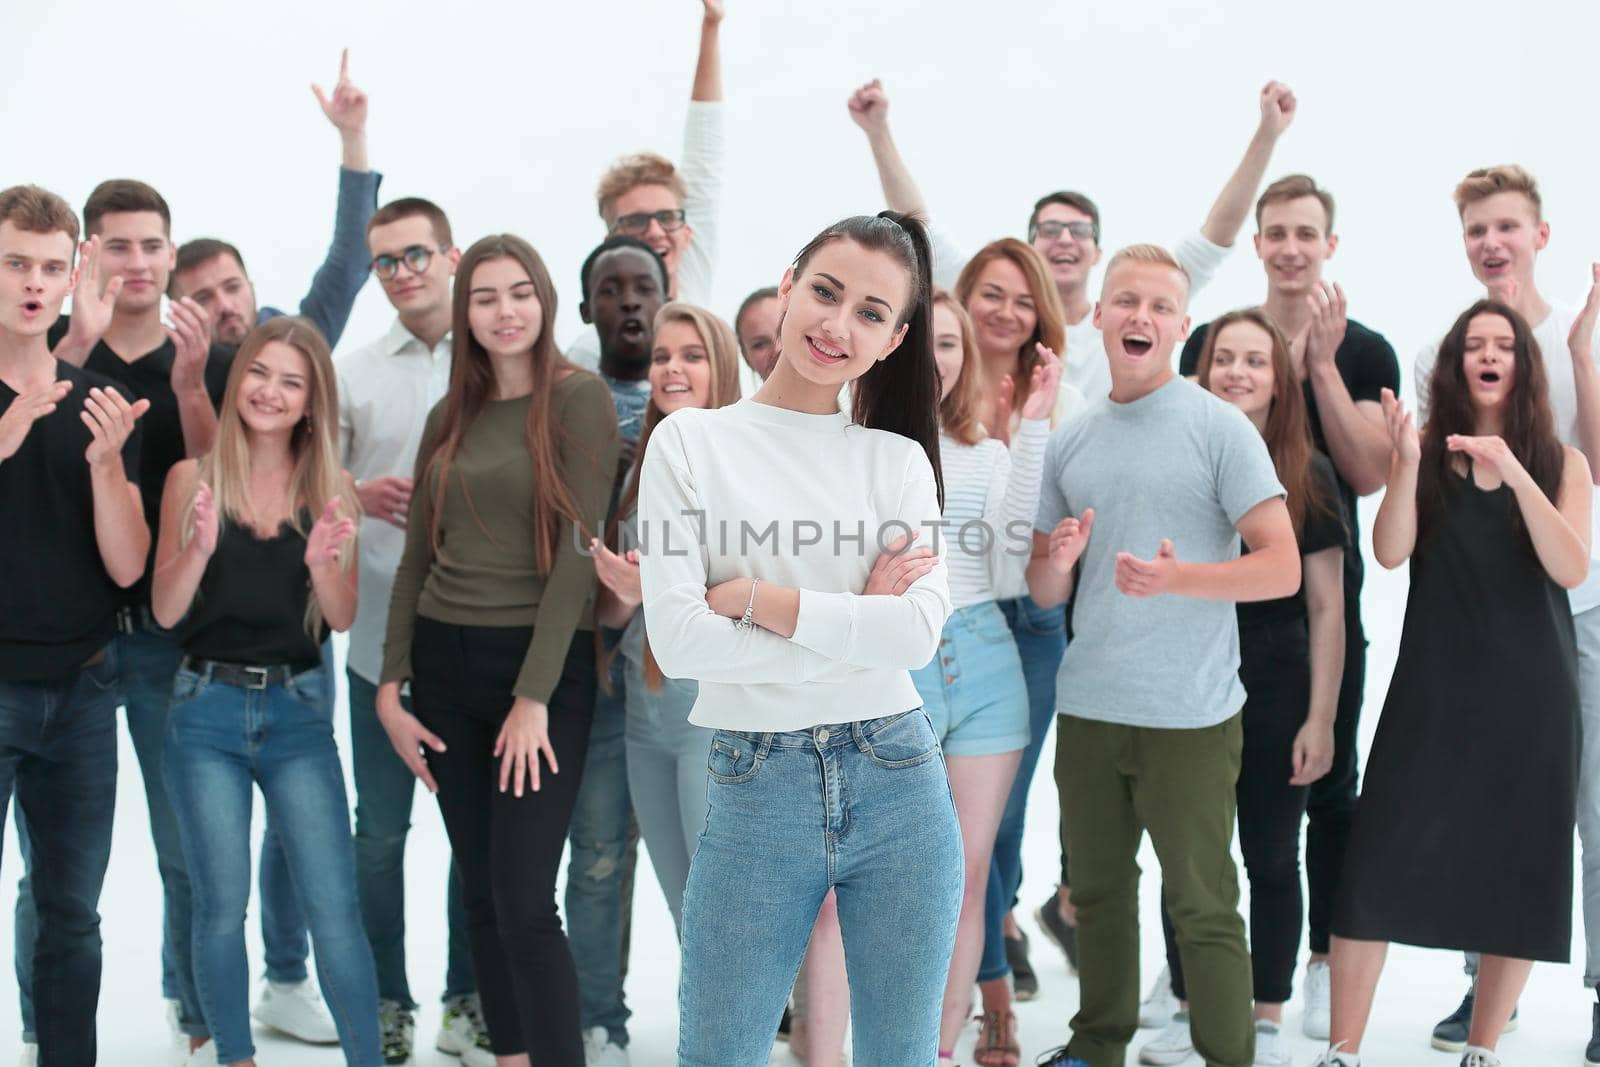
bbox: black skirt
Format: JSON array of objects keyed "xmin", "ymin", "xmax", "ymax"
[{"xmin": 1333, "ymin": 467, "xmax": 1579, "ymax": 962}]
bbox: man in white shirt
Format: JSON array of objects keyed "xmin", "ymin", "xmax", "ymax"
[
  {"xmin": 335, "ymin": 197, "xmax": 491, "ymax": 1067},
  {"xmin": 1414, "ymin": 165, "xmax": 1600, "ymax": 1063},
  {"xmin": 566, "ymin": 0, "xmax": 725, "ymax": 373}
]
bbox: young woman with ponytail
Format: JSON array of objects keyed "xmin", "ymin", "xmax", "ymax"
[
  {"xmin": 638, "ymin": 212, "xmax": 960, "ymax": 1066},
  {"xmin": 374, "ymin": 235, "xmax": 619, "ymax": 1067},
  {"xmin": 151, "ymin": 316, "xmax": 377, "ymax": 1067}
]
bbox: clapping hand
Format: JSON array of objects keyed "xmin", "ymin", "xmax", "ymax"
[
  {"xmin": 81, "ymin": 386, "xmax": 150, "ymax": 468},
  {"xmin": 1115, "ymin": 538, "xmax": 1178, "ymax": 597},
  {"xmin": 0, "ymin": 380, "xmax": 72, "ymax": 462},
  {"xmin": 304, "ymin": 498, "xmax": 356, "ymax": 568},
  {"xmin": 1380, "ymin": 388, "xmax": 1420, "ymax": 467},
  {"xmin": 1043, "ymin": 510, "xmax": 1094, "ymax": 576}
]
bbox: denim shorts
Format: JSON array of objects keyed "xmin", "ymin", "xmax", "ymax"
[{"xmin": 909, "ymin": 600, "xmax": 1030, "ymax": 757}]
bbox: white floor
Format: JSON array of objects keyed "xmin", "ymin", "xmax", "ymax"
[{"xmin": 3, "ymin": 546, "xmax": 1594, "ymax": 1066}]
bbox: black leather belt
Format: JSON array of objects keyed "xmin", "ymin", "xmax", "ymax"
[{"xmin": 181, "ymin": 657, "xmax": 313, "ymax": 691}]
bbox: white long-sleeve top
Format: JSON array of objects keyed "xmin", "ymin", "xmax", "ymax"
[
  {"xmin": 938, "ymin": 418, "xmax": 1050, "ymax": 607},
  {"xmin": 637, "ymin": 398, "xmax": 952, "ymax": 731}
]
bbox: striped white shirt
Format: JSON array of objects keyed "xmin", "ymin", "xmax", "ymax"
[{"xmin": 938, "ymin": 418, "xmax": 1050, "ymax": 608}]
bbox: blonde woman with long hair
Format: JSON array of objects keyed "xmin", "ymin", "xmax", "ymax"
[
  {"xmin": 151, "ymin": 315, "xmax": 375, "ymax": 1067},
  {"xmin": 589, "ymin": 302, "xmax": 741, "ymax": 929}
]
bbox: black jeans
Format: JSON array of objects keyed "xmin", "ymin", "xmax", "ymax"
[
  {"xmin": 1163, "ymin": 623, "xmax": 1312, "ymax": 1005},
  {"xmin": 0, "ymin": 652, "xmax": 120, "ymax": 1067},
  {"xmin": 411, "ymin": 618, "xmax": 596, "ymax": 1064},
  {"xmin": 1305, "ymin": 606, "xmax": 1365, "ymax": 954}
]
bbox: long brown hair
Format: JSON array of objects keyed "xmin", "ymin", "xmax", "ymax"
[
  {"xmin": 1196, "ymin": 308, "xmax": 1337, "ymax": 540},
  {"xmin": 606, "ymin": 302, "xmax": 742, "ymax": 694},
  {"xmin": 181, "ymin": 316, "xmax": 356, "ymax": 633},
  {"xmin": 1418, "ymin": 300, "xmax": 1563, "ymax": 545},
  {"xmin": 417, "ymin": 234, "xmax": 603, "ymax": 573},
  {"xmin": 933, "ymin": 290, "xmax": 987, "ymax": 447},
  {"xmin": 952, "ymin": 238, "xmax": 1066, "ymax": 427}
]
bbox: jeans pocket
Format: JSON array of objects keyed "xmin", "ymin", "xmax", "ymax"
[
  {"xmin": 169, "ymin": 666, "xmax": 204, "ymax": 707},
  {"xmin": 80, "ymin": 650, "xmax": 119, "ymax": 693},
  {"xmin": 1004, "ymin": 595, "xmax": 1065, "ymax": 637},
  {"xmin": 860, "ymin": 710, "xmax": 941, "ymax": 769},
  {"xmin": 707, "ymin": 732, "xmax": 767, "ymax": 784},
  {"xmin": 286, "ymin": 666, "xmax": 330, "ymax": 712}
]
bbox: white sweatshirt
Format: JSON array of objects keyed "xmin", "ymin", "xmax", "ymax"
[{"xmin": 637, "ymin": 398, "xmax": 952, "ymax": 731}]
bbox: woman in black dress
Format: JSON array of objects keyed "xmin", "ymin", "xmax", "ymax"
[{"xmin": 1319, "ymin": 300, "xmax": 1593, "ymax": 1067}]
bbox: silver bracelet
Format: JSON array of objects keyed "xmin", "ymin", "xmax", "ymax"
[{"xmin": 735, "ymin": 578, "xmax": 760, "ymax": 633}]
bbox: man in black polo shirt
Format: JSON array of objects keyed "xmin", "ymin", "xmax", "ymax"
[
  {"xmin": 1175, "ymin": 174, "xmax": 1399, "ymax": 1049},
  {"xmin": 29, "ymin": 177, "xmax": 236, "ymax": 1062},
  {"xmin": 0, "ymin": 184, "xmax": 148, "ymax": 1066}
]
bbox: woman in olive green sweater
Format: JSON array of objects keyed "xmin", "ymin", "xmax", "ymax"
[{"xmin": 375, "ymin": 234, "xmax": 618, "ymax": 1067}]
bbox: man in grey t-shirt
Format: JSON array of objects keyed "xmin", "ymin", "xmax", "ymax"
[{"xmin": 1028, "ymin": 246, "xmax": 1298, "ymax": 1067}]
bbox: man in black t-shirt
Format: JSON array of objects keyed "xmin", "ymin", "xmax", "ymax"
[
  {"xmin": 1176, "ymin": 174, "xmax": 1399, "ymax": 1044},
  {"xmin": 0, "ymin": 185, "xmax": 148, "ymax": 1065}
]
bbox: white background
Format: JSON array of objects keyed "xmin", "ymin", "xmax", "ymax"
[{"xmin": 6, "ymin": 0, "xmax": 1600, "ymax": 1062}]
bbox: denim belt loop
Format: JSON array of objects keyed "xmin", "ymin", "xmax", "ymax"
[{"xmin": 755, "ymin": 733, "xmax": 775, "ymax": 759}]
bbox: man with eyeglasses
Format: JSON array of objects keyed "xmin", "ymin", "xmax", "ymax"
[
  {"xmin": 332, "ymin": 196, "xmax": 497, "ymax": 1067},
  {"xmin": 169, "ymin": 49, "xmax": 380, "ymax": 350},
  {"xmin": 565, "ymin": 0, "xmax": 724, "ymax": 374}
]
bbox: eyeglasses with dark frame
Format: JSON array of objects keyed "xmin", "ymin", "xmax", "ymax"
[
  {"xmin": 370, "ymin": 245, "xmax": 448, "ymax": 280},
  {"xmin": 609, "ymin": 209, "xmax": 688, "ymax": 237},
  {"xmin": 1029, "ymin": 219, "xmax": 1098, "ymax": 244}
]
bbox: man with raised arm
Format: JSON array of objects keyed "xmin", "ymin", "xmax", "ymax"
[
  {"xmin": 847, "ymin": 77, "xmax": 1296, "ymax": 403},
  {"xmin": 1172, "ymin": 175, "xmax": 1400, "ymax": 1045},
  {"xmin": 169, "ymin": 49, "xmax": 382, "ymax": 350},
  {"xmin": 565, "ymin": 0, "xmax": 725, "ymax": 372}
]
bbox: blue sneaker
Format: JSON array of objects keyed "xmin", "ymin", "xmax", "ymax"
[{"xmin": 1035, "ymin": 1048, "xmax": 1090, "ymax": 1067}]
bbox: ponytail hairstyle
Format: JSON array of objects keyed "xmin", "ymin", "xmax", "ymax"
[
  {"xmin": 1418, "ymin": 300, "xmax": 1563, "ymax": 547},
  {"xmin": 787, "ymin": 211, "xmax": 944, "ymax": 508}
]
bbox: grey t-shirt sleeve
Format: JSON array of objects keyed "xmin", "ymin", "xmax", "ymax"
[
  {"xmin": 1211, "ymin": 403, "xmax": 1287, "ymax": 526},
  {"xmin": 1035, "ymin": 426, "xmax": 1073, "ymax": 534}
]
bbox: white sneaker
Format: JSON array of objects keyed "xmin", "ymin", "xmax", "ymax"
[
  {"xmin": 1253, "ymin": 1019, "xmax": 1290, "ymax": 1066},
  {"xmin": 437, "ymin": 993, "xmax": 495, "ymax": 1067},
  {"xmin": 1309, "ymin": 1041, "xmax": 1359, "ymax": 1066},
  {"xmin": 583, "ymin": 1025, "xmax": 632, "ymax": 1066},
  {"xmin": 1461, "ymin": 1047, "xmax": 1502, "ymax": 1067},
  {"xmin": 1302, "ymin": 961, "xmax": 1331, "ymax": 1041},
  {"xmin": 1140, "ymin": 966, "xmax": 1180, "ymax": 1029},
  {"xmin": 166, "ymin": 997, "xmax": 193, "ymax": 1067},
  {"xmin": 252, "ymin": 979, "xmax": 339, "ymax": 1044},
  {"xmin": 1139, "ymin": 1010, "xmax": 1195, "ymax": 1065},
  {"xmin": 17, "ymin": 1044, "xmax": 35, "ymax": 1067}
]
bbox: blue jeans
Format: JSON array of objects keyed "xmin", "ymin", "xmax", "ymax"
[
  {"xmin": 0, "ymin": 652, "xmax": 119, "ymax": 1065},
  {"xmin": 347, "ymin": 669, "xmax": 475, "ymax": 1007},
  {"xmin": 565, "ymin": 647, "xmax": 634, "ymax": 1045},
  {"xmin": 678, "ymin": 710, "xmax": 963, "ymax": 1066},
  {"xmin": 979, "ymin": 595, "xmax": 1067, "ymax": 982},
  {"xmin": 622, "ymin": 661, "xmax": 707, "ymax": 931},
  {"xmin": 162, "ymin": 663, "xmax": 380, "ymax": 1066}
]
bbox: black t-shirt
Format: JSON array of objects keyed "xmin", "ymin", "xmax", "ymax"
[
  {"xmin": 1237, "ymin": 451, "xmax": 1349, "ymax": 633},
  {"xmin": 49, "ymin": 316, "xmax": 234, "ymax": 602},
  {"xmin": 182, "ymin": 515, "xmax": 325, "ymax": 668},
  {"xmin": 0, "ymin": 360, "xmax": 143, "ymax": 680},
  {"xmin": 1179, "ymin": 316, "xmax": 1399, "ymax": 607}
]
